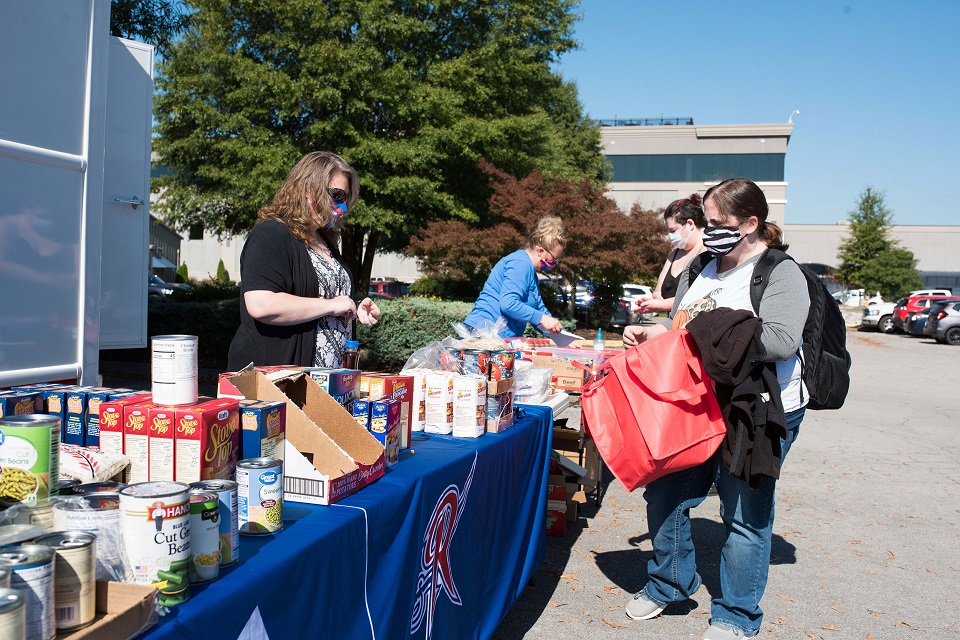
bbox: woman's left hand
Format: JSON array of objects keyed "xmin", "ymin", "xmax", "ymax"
[{"xmin": 357, "ymin": 297, "xmax": 381, "ymax": 327}]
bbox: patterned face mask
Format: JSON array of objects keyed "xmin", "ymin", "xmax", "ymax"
[
  {"xmin": 702, "ymin": 225, "xmax": 743, "ymax": 256},
  {"xmin": 325, "ymin": 201, "xmax": 348, "ymax": 228}
]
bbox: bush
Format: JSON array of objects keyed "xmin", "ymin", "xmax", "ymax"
[
  {"xmin": 357, "ymin": 296, "xmax": 472, "ymax": 370},
  {"xmin": 170, "ymin": 281, "xmax": 241, "ymax": 303},
  {"xmin": 176, "ymin": 261, "xmax": 189, "ymax": 283}
]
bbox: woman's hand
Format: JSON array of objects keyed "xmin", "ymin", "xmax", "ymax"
[
  {"xmin": 635, "ymin": 295, "xmax": 673, "ymax": 314},
  {"xmin": 622, "ymin": 323, "xmax": 667, "ymax": 347},
  {"xmin": 325, "ymin": 295, "xmax": 358, "ymax": 319},
  {"xmin": 540, "ymin": 315, "xmax": 563, "ymax": 334},
  {"xmin": 357, "ymin": 297, "xmax": 381, "ymax": 327}
]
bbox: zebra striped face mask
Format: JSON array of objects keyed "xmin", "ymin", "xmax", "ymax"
[{"xmin": 702, "ymin": 224, "xmax": 743, "ymax": 256}]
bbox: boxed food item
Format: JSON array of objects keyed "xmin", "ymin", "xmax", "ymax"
[
  {"xmin": 485, "ymin": 389, "xmax": 515, "ymax": 433},
  {"xmin": 424, "ymin": 371, "xmax": 455, "ymax": 435},
  {"xmin": 0, "ymin": 390, "xmax": 43, "ymax": 419},
  {"xmin": 304, "ymin": 367, "xmax": 361, "ymax": 408},
  {"xmin": 370, "ymin": 396, "xmax": 401, "ymax": 466},
  {"xmin": 147, "ymin": 405, "xmax": 178, "ymax": 481},
  {"xmin": 41, "ymin": 385, "xmax": 73, "ymax": 428},
  {"xmin": 400, "ymin": 368, "xmax": 429, "ymax": 433},
  {"xmin": 97, "ymin": 394, "xmax": 152, "ymax": 456},
  {"xmin": 219, "ymin": 367, "xmax": 384, "ymax": 506},
  {"xmin": 123, "ymin": 403, "xmax": 156, "ymax": 483},
  {"xmin": 63, "ymin": 386, "xmax": 95, "ymax": 445},
  {"xmin": 84, "ymin": 387, "xmax": 135, "ymax": 449},
  {"xmin": 238, "ymin": 399, "xmax": 286, "ymax": 460},
  {"xmin": 452, "ymin": 375, "xmax": 486, "ymax": 438},
  {"xmin": 352, "ymin": 397, "xmax": 373, "ymax": 431},
  {"xmin": 173, "ymin": 398, "xmax": 240, "ymax": 483},
  {"xmin": 364, "ymin": 373, "xmax": 414, "ymax": 449},
  {"xmin": 7, "ymin": 386, "xmax": 45, "ymax": 412}
]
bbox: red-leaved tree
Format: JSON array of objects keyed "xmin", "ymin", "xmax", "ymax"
[{"xmin": 408, "ymin": 161, "xmax": 669, "ymax": 317}]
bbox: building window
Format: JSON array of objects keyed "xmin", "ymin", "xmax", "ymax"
[
  {"xmin": 188, "ymin": 224, "xmax": 204, "ymax": 240},
  {"xmin": 608, "ymin": 153, "xmax": 786, "ymax": 183}
]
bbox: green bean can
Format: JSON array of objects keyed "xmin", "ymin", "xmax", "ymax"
[
  {"xmin": 119, "ymin": 482, "xmax": 191, "ymax": 607},
  {"xmin": 0, "ymin": 414, "xmax": 60, "ymax": 505}
]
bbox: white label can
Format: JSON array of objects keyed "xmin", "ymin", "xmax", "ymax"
[
  {"xmin": 0, "ymin": 545, "xmax": 55, "ymax": 640},
  {"xmin": 119, "ymin": 482, "xmax": 191, "ymax": 607},
  {"xmin": 33, "ymin": 531, "xmax": 96, "ymax": 631},
  {"xmin": 151, "ymin": 335, "xmax": 199, "ymax": 406},
  {"xmin": 52, "ymin": 496, "xmax": 123, "ymax": 582},
  {"xmin": 0, "ymin": 589, "xmax": 25, "ymax": 640},
  {"xmin": 236, "ymin": 458, "xmax": 283, "ymax": 535}
]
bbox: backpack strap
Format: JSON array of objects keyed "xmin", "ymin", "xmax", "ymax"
[
  {"xmin": 749, "ymin": 248, "xmax": 792, "ymax": 315},
  {"xmin": 686, "ymin": 252, "xmax": 715, "ymax": 287}
]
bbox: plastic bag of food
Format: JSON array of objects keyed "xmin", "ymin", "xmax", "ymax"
[
  {"xmin": 514, "ymin": 360, "xmax": 554, "ymax": 404},
  {"xmin": 402, "ymin": 335, "xmax": 465, "ymax": 373},
  {"xmin": 60, "ymin": 443, "xmax": 129, "ymax": 483},
  {"xmin": 451, "ymin": 318, "xmax": 510, "ymax": 350},
  {"xmin": 53, "ymin": 495, "xmax": 128, "ymax": 582}
]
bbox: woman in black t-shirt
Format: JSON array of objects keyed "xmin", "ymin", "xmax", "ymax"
[{"xmin": 227, "ymin": 152, "xmax": 380, "ymax": 370}]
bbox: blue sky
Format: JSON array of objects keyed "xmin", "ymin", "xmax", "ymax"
[{"xmin": 555, "ymin": 1, "xmax": 960, "ymax": 225}]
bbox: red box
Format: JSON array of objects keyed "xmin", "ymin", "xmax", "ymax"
[
  {"xmin": 147, "ymin": 406, "xmax": 178, "ymax": 482},
  {"xmin": 174, "ymin": 398, "xmax": 240, "ymax": 484},
  {"xmin": 124, "ymin": 403, "xmax": 158, "ymax": 484},
  {"xmin": 365, "ymin": 374, "xmax": 414, "ymax": 449},
  {"xmin": 97, "ymin": 393, "xmax": 151, "ymax": 456}
]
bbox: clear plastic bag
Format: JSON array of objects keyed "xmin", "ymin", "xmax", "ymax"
[
  {"xmin": 53, "ymin": 495, "xmax": 129, "ymax": 582},
  {"xmin": 402, "ymin": 335, "xmax": 465, "ymax": 373},
  {"xmin": 514, "ymin": 360, "xmax": 554, "ymax": 404}
]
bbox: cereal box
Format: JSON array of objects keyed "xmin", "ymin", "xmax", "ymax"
[
  {"xmin": 424, "ymin": 372, "xmax": 454, "ymax": 435},
  {"xmin": 452, "ymin": 375, "xmax": 486, "ymax": 438},
  {"xmin": 370, "ymin": 396, "xmax": 401, "ymax": 466},
  {"xmin": 238, "ymin": 399, "xmax": 286, "ymax": 460},
  {"xmin": 174, "ymin": 398, "xmax": 240, "ymax": 483}
]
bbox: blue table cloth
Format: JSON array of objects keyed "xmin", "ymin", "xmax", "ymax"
[{"xmin": 142, "ymin": 404, "xmax": 553, "ymax": 640}]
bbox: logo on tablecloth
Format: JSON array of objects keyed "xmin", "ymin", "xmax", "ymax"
[{"xmin": 410, "ymin": 454, "xmax": 476, "ymax": 640}]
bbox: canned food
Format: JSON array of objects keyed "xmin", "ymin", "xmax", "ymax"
[
  {"xmin": 151, "ymin": 335, "xmax": 199, "ymax": 406},
  {"xmin": 0, "ymin": 566, "xmax": 8, "ymax": 588},
  {"xmin": 460, "ymin": 349, "xmax": 490, "ymax": 377},
  {"xmin": 236, "ymin": 458, "xmax": 283, "ymax": 535},
  {"xmin": 188, "ymin": 491, "xmax": 220, "ymax": 583},
  {"xmin": 189, "ymin": 480, "xmax": 239, "ymax": 566},
  {"xmin": 0, "ymin": 588, "xmax": 25, "ymax": 640},
  {"xmin": 0, "ymin": 414, "xmax": 61, "ymax": 504},
  {"xmin": 489, "ymin": 350, "xmax": 515, "ymax": 380},
  {"xmin": 0, "ymin": 545, "xmax": 55, "ymax": 640},
  {"xmin": 33, "ymin": 532, "xmax": 96, "ymax": 631},
  {"xmin": 10, "ymin": 497, "xmax": 58, "ymax": 530},
  {"xmin": 52, "ymin": 497, "xmax": 122, "ymax": 581},
  {"xmin": 0, "ymin": 525, "xmax": 45, "ymax": 549},
  {"xmin": 119, "ymin": 482, "xmax": 191, "ymax": 607},
  {"xmin": 57, "ymin": 478, "xmax": 81, "ymax": 496},
  {"xmin": 72, "ymin": 481, "xmax": 126, "ymax": 495}
]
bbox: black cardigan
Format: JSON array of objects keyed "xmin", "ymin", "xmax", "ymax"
[{"xmin": 227, "ymin": 220, "xmax": 344, "ymax": 370}]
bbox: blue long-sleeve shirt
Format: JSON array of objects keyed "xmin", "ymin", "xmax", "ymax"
[{"xmin": 464, "ymin": 249, "xmax": 551, "ymax": 338}]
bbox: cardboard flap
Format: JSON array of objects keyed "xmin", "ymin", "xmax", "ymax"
[{"xmin": 294, "ymin": 376, "xmax": 383, "ymax": 466}]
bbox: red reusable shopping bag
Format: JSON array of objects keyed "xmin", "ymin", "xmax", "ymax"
[{"xmin": 580, "ymin": 328, "xmax": 726, "ymax": 492}]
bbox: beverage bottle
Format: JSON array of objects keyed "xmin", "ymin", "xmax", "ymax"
[
  {"xmin": 592, "ymin": 328, "xmax": 604, "ymax": 351},
  {"xmin": 342, "ymin": 340, "xmax": 360, "ymax": 369}
]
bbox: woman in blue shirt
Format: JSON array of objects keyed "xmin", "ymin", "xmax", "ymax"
[{"xmin": 464, "ymin": 217, "xmax": 565, "ymax": 338}]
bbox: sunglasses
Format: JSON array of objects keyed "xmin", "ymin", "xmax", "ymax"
[{"xmin": 326, "ymin": 187, "xmax": 350, "ymax": 204}]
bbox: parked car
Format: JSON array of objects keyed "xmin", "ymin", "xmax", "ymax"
[
  {"xmin": 892, "ymin": 295, "xmax": 952, "ymax": 332},
  {"xmin": 908, "ymin": 288, "xmax": 952, "ymax": 297},
  {"xmin": 148, "ymin": 274, "xmax": 190, "ymax": 297},
  {"xmin": 861, "ymin": 301, "xmax": 897, "ymax": 333},
  {"xmin": 926, "ymin": 299, "xmax": 960, "ymax": 345},
  {"xmin": 611, "ymin": 284, "xmax": 655, "ymax": 326},
  {"xmin": 904, "ymin": 310, "xmax": 928, "ymax": 336},
  {"xmin": 923, "ymin": 299, "xmax": 960, "ymax": 339}
]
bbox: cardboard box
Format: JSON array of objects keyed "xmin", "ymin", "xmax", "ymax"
[
  {"xmin": 123, "ymin": 404, "xmax": 156, "ymax": 483},
  {"xmin": 546, "ymin": 475, "xmax": 567, "ymax": 537},
  {"xmin": 424, "ymin": 372, "xmax": 454, "ymax": 435},
  {"xmin": 174, "ymin": 398, "xmax": 240, "ymax": 484},
  {"xmin": 238, "ymin": 399, "xmax": 286, "ymax": 460},
  {"xmin": 147, "ymin": 405, "xmax": 178, "ymax": 481},
  {"xmin": 400, "ymin": 368, "xmax": 429, "ymax": 433},
  {"xmin": 529, "ymin": 355, "xmax": 590, "ymax": 392},
  {"xmin": 59, "ymin": 581, "xmax": 158, "ymax": 640},
  {"xmin": 0, "ymin": 390, "xmax": 44, "ymax": 420},
  {"xmin": 8, "ymin": 386, "xmax": 45, "ymax": 412},
  {"xmin": 219, "ymin": 368, "xmax": 384, "ymax": 506},
  {"xmin": 370, "ymin": 396, "xmax": 401, "ymax": 465},
  {"xmin": 486, "ymin": 377, "xmax": 514, "ymax": 396},
  {"xmin": 84, "ymin": 387, "xmax": 133, "ymax": 449},
  {"xmin": 452, "ymin": 375, "xmax": 486, "ymax": 438},
  {"xmin": 364, "ymin": 374, "xmax": 414, "ymax": 449},
  {"xmin": 485, "ymin": 389, "xmax": 514, "ymax": 433},
  {"xmin": 582, "ymin": 438, "xmax": 601, "ymax": 489},
  {"xmin": 352, "ymin": 397, "xmax": 373, "ymax": 431}
]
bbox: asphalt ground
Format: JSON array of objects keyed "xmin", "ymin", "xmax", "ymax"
[{"xmin": 493, "ymin": 328, "xmax": 960, "ymax": 640}]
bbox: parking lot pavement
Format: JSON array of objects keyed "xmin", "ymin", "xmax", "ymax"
[{"xmin": 494, "ymin": 330, "xmax": 960, "ymax": 639}]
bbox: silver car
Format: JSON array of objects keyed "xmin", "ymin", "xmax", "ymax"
[{"xmin": 929, "ymin": 300, "xmax": 960, "ymax": 345}]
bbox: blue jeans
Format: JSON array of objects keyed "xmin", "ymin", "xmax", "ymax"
[{"xmin": 641, "ymin": 408, "xmax": 805, "ymax": 636}]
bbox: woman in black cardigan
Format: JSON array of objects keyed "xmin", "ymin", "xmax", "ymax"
[{"xmin": 227, "ymin": 152, "xmax": 380, "ymax": 370}]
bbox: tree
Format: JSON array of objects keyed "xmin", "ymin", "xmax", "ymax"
[
  {"xmin": 152, "ymin": 0, "xmax": 606, "ymax": 297},
  {"xmin": 215, "ymin": 259, "xmax": 229, "ymax": 284},
  {"xmin": 408, "ymin": 161, "xmax": 669, "ymax": 321},
  {"xmin": 835, "ymin": 187, "xmax": 922, "ymax": 299},
  {"xmin": 110, "ymin": 0, "xmax": 190, "ymax": 57},
  {"xmin": 175, "ymin": 261, "xmax": 189, "ymax": 283}
]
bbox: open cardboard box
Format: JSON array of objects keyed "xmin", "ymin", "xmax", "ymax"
[
  {"xmin": 219, "ymin": 368, "xmax": 385, "ymax": 505},
  {"xmin": 58, "ymin": 581, "xmax": 158, "ymax": 640}
]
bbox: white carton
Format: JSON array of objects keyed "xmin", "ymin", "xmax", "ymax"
[
  {"xmin": 452, "ymin": 374, "xmax": 486, "ymax": 438},
  {"xmin": 424, "ymin": 372, "xmax": 454, "ymax": 435}
]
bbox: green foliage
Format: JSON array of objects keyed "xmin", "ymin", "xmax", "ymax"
[
  {"xmin": 215, "ymin": 259, "xmax": 229, "ymax": 284},
  {"xmin": 175, "ymin": 261, "xmax": 189, "ymax": 283},
  {"xmin": 169, "ymin": 280, "xmax": 241, "ymax": 303},
  {"xmin": 110, "ymin": 0, "xmax": 190, "ymax": 58},
  {"xmin": 152, "ymin": 0, "xmax": 605, "ymax": 295},
  {"xmin": 835, "ymin": 187, "xmax": 921, "ymax": 296},
  {"xmin": 356, "ymin": 297, "xmax": 472, "ymax": 370},
  {"xmin": 860, "ymin": 248, "xmax": 923, "ymax": 300},
  {"xmin": 407, "ymin": 276, "xmax": 478, "ymax": 302},
  {"xmin": 148, "ymin": 297, "xmax": 240, "ymax": 369}
]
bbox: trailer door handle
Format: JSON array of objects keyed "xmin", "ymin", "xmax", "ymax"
[{"xmin": 114, "ymin": 196, "xmax": 144, "ymax": 209}]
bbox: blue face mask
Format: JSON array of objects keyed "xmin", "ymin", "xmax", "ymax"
[{"xmin": 325, "ymin": 201, "xmax": 348, "ymax": 228}]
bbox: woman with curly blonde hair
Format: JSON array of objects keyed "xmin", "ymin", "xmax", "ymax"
[
  {"xmin": 464, "ymin": 216, "xmax": 566, "ymax": 338},
  {"xmin": 228, "ymin": 151, "xmax": 380, "ymax": 369}
]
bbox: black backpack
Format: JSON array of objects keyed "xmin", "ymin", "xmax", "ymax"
[{"xmin": 687, "ymin": 249, "xmax": 852, "ymax": 410}]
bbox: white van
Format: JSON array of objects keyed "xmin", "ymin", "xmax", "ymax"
[{"xmin": 908, "ymin": 289, "xmax": 952, "ymax": 297}]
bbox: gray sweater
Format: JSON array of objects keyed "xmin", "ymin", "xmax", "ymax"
[{"xmin": 668, "ymin": 253, "xmax": 809, "ymax": 362}]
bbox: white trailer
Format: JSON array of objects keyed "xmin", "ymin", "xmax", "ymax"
[{"xmin": 0, "ymin": 0, "xmax": 154, "ymax": 387}]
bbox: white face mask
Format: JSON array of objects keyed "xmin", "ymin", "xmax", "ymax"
[{"xmin": 667, "ymin": 224, "xmax": 691, "ymax": 249}]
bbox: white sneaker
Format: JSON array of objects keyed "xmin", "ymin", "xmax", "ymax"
[
  {"xmin": 624, "ymin": 591, "xmax": 665, "ymax": 620},
  {"xmin": 702, "ymin": 621, "xmax": 756, "ymax": 640}
]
